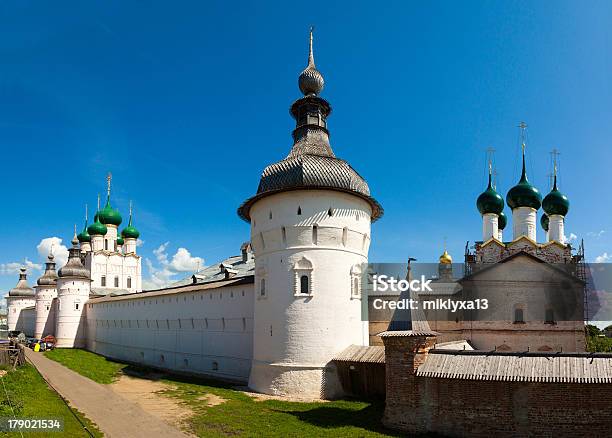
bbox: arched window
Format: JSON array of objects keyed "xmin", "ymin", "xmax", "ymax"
[
  {"xmin": 297, "ymin": 206, "xmax": 302, "ymax": 215},
  {"xmin": 127, "ymin": 277, "xmax": 132, "ymax": 289},
  {"xmin": 350, "ymin": 264, "xmax": 362, "ymax": 298},
  {"xmin": 293, "ymin": 256, "xmax": 313, "ymax": 296},
  {"xmin": 114, "ymin": 276, "xmax": 119, "ymax": 288},
  {"xmin": 101, "ymin": 275, "xmax": 106, "ymax": 287},
  {"xmin": 312, "ymin": 225, "xmax": 318, "ymax": 245},
  {"xmin": 260, "ymin": 278, "xmax": 266, "ymax": 297},
  {"xmin": 104, "ymin": 240, "xmax": 109, "ymax": 251}
]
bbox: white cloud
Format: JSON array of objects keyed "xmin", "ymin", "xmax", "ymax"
[
  {"xmin": 0, "ymin": 258, "xmax": 42, "ymax": 276},
  {"xmin": 595, "ymin": 253, "xmax": 612, "ymax": 263},
  {"xmin": 36, "ymin": 237, "xmax": 69, "ymax": 269},
  {"xmin": 587, "ymin": 230, "xmax": 606, "ymax": 239},
  {"xmin": 169, "ymin": 248, "xmax": 203, "ymax": 272},
  {"xmin": 0, "ymin": 236, "xmax": 70, "ymax": 279},
  {"xmin": 563, "ymin": 232, "xmax": 578, "ymax": 244},
  {"xmin": 143, "ymin": 242, "xmax": 204, "ymax": 290},
  {"xmin": 136, "ymin": 239, "xmax": 145, "ymax": 247}
]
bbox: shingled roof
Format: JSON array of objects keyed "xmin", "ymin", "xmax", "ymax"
[{"xmin": 417, "ymin": 350, "xmax": 612, "ymax": 383}]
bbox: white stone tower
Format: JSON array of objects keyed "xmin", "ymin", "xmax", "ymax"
[
  {"xmin": 6, "ymin": 267, "xmax": 36, "ymax": 334},
  {"xmin": 55, "ymin": 229, "xmax": 91, "ymax": 348},
  {"xmin": 34, "ymin": 252, "xmax": 58, "ymax": 338},
  {"xmin": 238, "ymin": 29, "xmax": 383, "ymax": 398}
]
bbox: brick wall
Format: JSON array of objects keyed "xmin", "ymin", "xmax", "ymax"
[{"xmin": 382, "ymin": 333, "xmax": 612, "ymax": 437}]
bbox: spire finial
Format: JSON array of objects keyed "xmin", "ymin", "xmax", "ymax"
[
  {"xmin": 97, "ymin": 194, "xmax": 101, "ymax": 211},
  {"xmin": 106, "ymin": 172, "xmax": 112, "ymax": 198},
  {"xmin": 485, "ymin": 146, "xmax": 496, "ymax": 188},
  {"xmin": 298, "ymin": 27, "xmax": 324, "ymax": 96},
  {"xmin": 85, "ymin": 204, "xmax": 88, "ymax": 221},
  {"xmin": 518, "ymin": 121, "xmax": 528, "ymax": 181},
  {"xmin": 550, "ymin": 148, "xmax": 560, "ymax": 190},
  {"xmin": 129, "ymin": 200, "xmax": 134, "ymax": 226},
  {"xmin": 72, "ymin": 224, "xmax": 79, "ymax": 246},
  {"xmin": 308, "ymin": 26, "xmax": 315, "ymax": 68}
]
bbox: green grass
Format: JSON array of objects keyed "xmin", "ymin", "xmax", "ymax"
[
  {"xmin": 153, "ymin": 372, "xmax": 401, "ymax": 437},
  {"xmin": 44, "ymin": 349, "xmax": 403, "ymax": 437},
  {"xmin": 0, "ymin": 363, "xmax": 102, "ymax": 437},
  {"xmin": 44, "ymin": 349, "xmax": 127, "ymax": 384}
]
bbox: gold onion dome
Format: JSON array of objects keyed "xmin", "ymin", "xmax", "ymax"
[
  {"xmin": 439, "ymin": 250, "xmax": 452, "ymax": 264},
  {"xmin": 298, "ymin": 28, "xmax": 324, "ymax": 96}
]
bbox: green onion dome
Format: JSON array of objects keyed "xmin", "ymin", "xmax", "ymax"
[
  {"xmin": 77, "ymin": 220, "xmax": 91, "ymax": 243},
  {"xmin": 542, "ymin": 175, "xmax": 569, "ymax": 217},
  {"xmin": 498, "ymin": 211, "xmax": 507, "ymax": 231},
  {"xmin": 476, "ymin": 173, "xmax": 504, "ymax": 215},
  {"xmin": 540, "ymin": 213, "xmax": 549, "ymax": 232},
  {"xmin": 98, "ymin": 197, "xmax": 122, "ymax": 226},
  {"xmin": 87, "ymin": 212, "xmax": 107, "ymax": 236},
  {"xmin": 506, "ymin": 153, "xmax": 542, "ymax": 210},
  {"xmin": 116, "ymin": 234, "xmax": 124, "ymax": 246},
  {"xmin": 121, "ymin": 212, "xmax": 139, "ymax": 239}
]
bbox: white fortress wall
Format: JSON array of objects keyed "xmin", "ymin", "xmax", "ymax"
[{"xmin": 85, "ymin": 280, "xmax": 254, "ymax": 382}]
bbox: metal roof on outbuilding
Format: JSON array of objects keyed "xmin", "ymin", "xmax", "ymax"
[{"xmin": 417, "ymin": 351, "xmax": 612, "ymax": 383}]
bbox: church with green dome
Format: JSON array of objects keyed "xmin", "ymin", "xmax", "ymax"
[{"xmin": 75, "ymin": 173, "xmax": 142, "ymax": 294}]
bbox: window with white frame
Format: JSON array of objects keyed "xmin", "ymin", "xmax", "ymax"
[{"xmin": 293, "ymin": 256, "xmax": 313, "ymax": 296}]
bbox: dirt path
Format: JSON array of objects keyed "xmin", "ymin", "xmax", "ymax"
[
  {"xmin": 25, "ymin": 348, "xmax": 190, "ymax": 438},
  {"xmin": 110, "ymin": 374, "xmax": 194, "ymax": 431}
]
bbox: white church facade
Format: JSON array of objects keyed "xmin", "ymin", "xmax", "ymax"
[{"xmin": 6, "ymin": 31, "xmax": 585, "ymax": 399}]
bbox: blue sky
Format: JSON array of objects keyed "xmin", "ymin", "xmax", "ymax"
[{"xmin": 1, "ymin": 1, "xmax": 611, "ymax": 293}]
